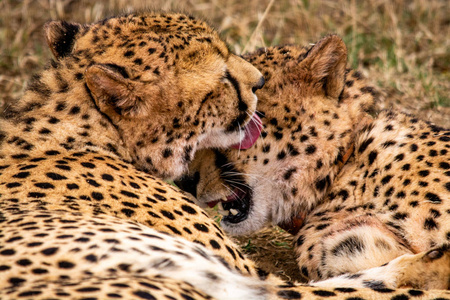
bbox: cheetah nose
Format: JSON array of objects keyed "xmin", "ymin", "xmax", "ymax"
[{"xmin": 252, "ymin": 76, "xmax": 265, "ymax": 93}]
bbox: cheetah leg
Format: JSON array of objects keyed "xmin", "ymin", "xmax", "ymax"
[
  {"xmin": 310, "ymin": 244, "xmax": 450, "ymax": 290},
  {"xmin": 295, "ymin": 214, "xmax": 413, "ymax": 280}
]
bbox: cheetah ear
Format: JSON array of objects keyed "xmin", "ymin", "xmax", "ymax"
[
  {"xmin": 300, "ymin": 35, "xmax": 347, "ymax": 99},
  {"xmin": 85, "ymin": 64, "xmax": 151, "ymax": 118},
  {"xmin": 44, "ymin": 21, "xmax": 82, "ymax": 59}
]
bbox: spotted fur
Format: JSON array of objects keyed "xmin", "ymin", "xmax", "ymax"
[
  {"xmin": 1, "ymin": 13, "xmax": 447, "ymax": 298},
  {"xmin": 179, "ymin": 35, "xmax": 450, "ymax": 292}
]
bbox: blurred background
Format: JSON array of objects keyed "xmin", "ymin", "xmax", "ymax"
[{"xmin": 0, "ymin": 0, "xmax": 449, "ymax": 280}]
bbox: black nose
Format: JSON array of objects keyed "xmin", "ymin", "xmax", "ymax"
[{"xmin": 252, "ymin": 76, "xmax": 265, "ymax": 93}]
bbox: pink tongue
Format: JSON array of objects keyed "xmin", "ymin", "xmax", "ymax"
[{"xmin": 230, "ymin": 114, "xmax": 262, "ymax": 150}]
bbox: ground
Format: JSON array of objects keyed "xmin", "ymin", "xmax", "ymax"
[{"xmin": 1, "ymin": 0, "xmax": 448, "ymax": 282}]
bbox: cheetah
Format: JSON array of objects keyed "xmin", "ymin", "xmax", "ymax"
[
  {"xmin": 0, "ymin": 12, "xmax": 447, "ymax": 298},
  {"xmin": 178, "ymin": 35, "xmax": 450, "ymax": 291},
  {"xmin": 0, "ymin": 10, "xmax": 264, "ymax": 270}
]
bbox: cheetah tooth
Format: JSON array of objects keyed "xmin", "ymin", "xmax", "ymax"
[
  {"xmin": 229, "ymin": 208, "xmax": 239, "ymax": 215},
  {"xmin": 217, "ymin": 202, "xmax": 229, "ymax": 216}
]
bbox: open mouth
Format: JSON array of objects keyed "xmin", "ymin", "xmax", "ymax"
[{"xmin": 206, "ymin": 185, "xmax": 252, "ymax": 224}]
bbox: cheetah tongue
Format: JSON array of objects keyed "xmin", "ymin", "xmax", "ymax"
[{"xmin": 230, "ymin": 113, "xmax": 262, "ymax": 150}]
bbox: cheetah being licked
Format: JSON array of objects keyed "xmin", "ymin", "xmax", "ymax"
[{"xmin": 178, "ymin": 35, "xmax": 450, "ymax": 291}]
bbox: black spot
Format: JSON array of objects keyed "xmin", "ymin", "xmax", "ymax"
[
  {"xmin": 55, "ymin": 164, "xmax": 71, "ymax": 171},
  {"xmin": 69, "ymin": 106, "xmax": 80, "ymax": 114},
  {"xmin": 17, "ymin": 290, "xmax": 42, "ymax": 297},
  {"xmin": 120, "ymin": 190, "xmax": 139, "ymax": 199},
  {"xmin": 16, "ymin": 259, "xmax": 32, "ymax": 266},
  {"xmin": 35, "ymin": 182, "xmax": 55, "ymax": 189},
  {"xmin": 393, "ymin": 212, "xmax": 408, "ymax": 220},
  {"xmin": 273, "ymin": 131, "xmax": 283, "ymax": 140},
  {"xmin": 67, "ymin": 183, "xmax": 79, "ymax": 190},
  {"xmin": 28, "ymin": 192, "xmax": 46, "ymax": 198},
  {"xmin": 445, "ymin": 182, "xmax": 450, "ymax": 192},
  {"xmin": 0, "ymin": 249, "xmax": 15, "ymax": 255},
  {"xmin": 394, "ymin": 153, "xmax": 404, "ymax": 161},
  {"xmin": 124, "ymin": 50, "xmax": 134, "ymax": 57},
  {"xmin": 41, "ymin": 247, "xmax": 58, "ymax": 255},
  {"xmin": 166, "ymin": 225, "xmax": 181, "ymax": 235},
  {"xmin": 408, "ymin": 290, "xmax": 424, "ymax": 296},
  {"xmin": 162, "ymin": 148, "xmax": 173, "ymax": 158},
  {"xmin": 6, "ymin": 182, "xmax": 22, "ymax": 188},
  {"xmin": 194, "ymin": 223, "xmax": 209, "ymax": 232},
  {"xmin": 277, "ymin": 150, "xmax": 286, "ymax": 160},
  {"xmin": 312, "ymin": 290, "xmax": 336, "ymax": 297},
  {"xmin": 225, "ymin": 245, "xmax": 237, "ymax": 259},
  {"xmin": 381, "ymin": 175, "xmax": 393, "ymax": 185},
  {"xmin": 334, "ymin": 287, "xmax": 356, "ymax": 293},
  {"xmin": 396, "ymin": 191, "xmax": 406, "ymax": 199},
  {"xmin": 12, "ymin": 172, "xmax": 30, "ymax": 179},
  {"xmin": 338, "ymin": 189, "xmax": 349, "ymax": 200},
  {"xmin": 161, "ymin": 210, "xmax": 175, "ymax": 220},
  {"xmin": 382, "ymin": 140, "xmax": 396, "ymax": 148},
  {"xmin": 46, "ymin": 172, "xmax": 67, "ymax": 180},
  {"xmin": 418, "ymin": 170, "xmax": 429, "ymax": 177},
  {"xmin": 296, "ymin": 235, "xmax": 305, "ymax": 247},
  {"xmin": 332, "ymin": 236, "xmax": 365, "ymax": 256},
  {"xmin": 424, "ymin": 218, "xmax": 438, "ymax": 230},
  {"xmin": 425, "ymin": 192, "xmax": 442, "ymax": 204},
  {"xmin": 283, "ymin": 168, "xmax": 297, "ymax": 180},
  {"xmin": 384, "ymin": 124, "xmax": 393, "ymax": 131},
  {"xmin": 315, "ymin": 176, "xmax": 330, "ymax": 191},
  {"xmin": 132, "ymin": 290, "xmax": 156, "ymax": 299},
  {"xmin": 316, "ymin": 223, "xmax": 330, "ymax": 230},
  {"xmin": 81, "ymin": 162, "xmax": 96, "ymax": 168},
  {"xmin": 277, "ymin": 290, "xmax": 301, "ymax": 299},
  {"xmin": 91, "ymin": 192, "xmax": 104, "ymax": 201},
  {"xmin": 8, "ymin": 277, "xmax": 26, "ymax": 286},
  {"xmin": 358, "ymin": 137, "xmax": 374, "ymax": 153},
  {"xmin": 305, "ymin": 144, "xmax": 316, "ymax": 155},
  {"xmin": 86, "ymin": 179, "xmax": 100, "ymax": 187},
  {"xmin": 102, "ymin": 174, "xmax": 114, "ymax": 181},
  {"xmin": 363, "ymin": 280, "xmax": 387, "ymax": 289},
  {"xmin": 209, "ymin": 240, "xmax": 221, "ymax": 249},
  {"xmin": 181, "ymin": 205, "xmax": 197, "ymax": 215},
  {"xmin": 368, "ymin": 150, "xmax": 377, "ymax": 165}
]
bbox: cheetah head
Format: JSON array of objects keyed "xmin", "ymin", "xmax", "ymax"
[
  {"xmin": 44, "ymin": 12, "xmax": 264, "ymax": 180},
  {"xmin": 177, "ymin": 35, "xmax": 377, "ymax": 234}
]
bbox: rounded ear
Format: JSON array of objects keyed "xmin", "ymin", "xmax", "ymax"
[
  {"xmin": 300, "ymin": 35, "xmax": 348, "ymax": 99},
  {"xmin": 85, "ymin": 64, "xmax": 144, "ymax": 118},
  {"xmin": 44, "ymin": 20, "xmax": 82, "ymax": 59}
]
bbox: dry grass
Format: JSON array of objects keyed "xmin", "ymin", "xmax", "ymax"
[{"xmin": 0, "ymin": 0, "xmax": 448, "ymax": 281}]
